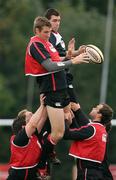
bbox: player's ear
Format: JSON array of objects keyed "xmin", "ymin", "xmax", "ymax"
[{"xmin": 35, "ymin": 28, "xmax": 40, "ymax": 34}]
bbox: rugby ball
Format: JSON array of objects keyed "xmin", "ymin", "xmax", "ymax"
[{"xmin": 86, "ymin": 44, "xmax": 104, "ymax": 64}]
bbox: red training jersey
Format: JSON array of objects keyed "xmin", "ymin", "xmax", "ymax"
[
  {"xmin": 25, "ymin": 36, "xmax": 67, "ymax": 93},
  {"xmin": 25, "ymin": 36, "xmax": 61, "ymax": 76},
  {"xmin": 9, "ymin": 135, "xmax": 42, "ymax": 169},
  {"xmin": 69, "ymin": 123, "xmax": 107, "ymax": 163}
]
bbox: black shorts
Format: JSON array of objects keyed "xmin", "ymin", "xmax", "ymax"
[
  {"xmin": 7, "ymin": 167, "xmax": 38, "ymax": 180},
  {"xmin": 77, "ymin": 168, "xmax": 104, "ymax": 180},
  {"xmin": 44, "ymin": 89, "xmax": 70, "ymax": 108},
  {"xmin": 77, "ymin": 159, "xmax": 103, "ymax": 180},
  {"xmin": 67, "ymin": 86, "xmax": 78, "ymax": 103}
]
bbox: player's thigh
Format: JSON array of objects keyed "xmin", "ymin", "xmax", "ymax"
[{"xmin": 46, "ymin": 106, "xmax": 65, "ymax": 132}]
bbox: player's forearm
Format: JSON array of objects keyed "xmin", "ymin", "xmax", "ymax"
[
  {"xmin": 37, "ymin": 107, "xmax": 48, "ymax": 133},
  {"xmin": 41, "ymin": 58, "xmax": 72, "ymax": 72},
  {"xmin": 30, "ymin": 105, "xmax": 45, "ymax": 127},
  {"xmin": 25, "ymin": 105, "xmax": 45, "ymax": 137},
  {"xmin": 41, "ymin": 53, "xmax": 89, "ymax": 72}
]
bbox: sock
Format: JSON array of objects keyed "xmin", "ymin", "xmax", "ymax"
[{"xmin": 38, "ymin": 134, "xmax": 55, "ymax": 169}]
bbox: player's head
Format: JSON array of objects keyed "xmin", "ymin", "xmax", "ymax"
[
  {"xmin": 98, "ymin": 103, "xmax": 113, "ymax": 125},
  {"xmin": 105, "ymin": 121, "xmax": 112, "ymax": 133},
  {"xmin": 64, "ymin": 103, "xmax": 74, "ymax": 125},
  {"xmin": 33, "ymin": 16, "xmax": 52, "ymax": 40},
  {"xmin": 12, "ymin": 109, "xmax": 33, "ymax": 135},
  {"xmin": 89, "ymin": 103, "xmax": 113, "ymax": 125},
  {"xmin": 44, "ymin": 8, "xmax": 61, "ymax": 32}
]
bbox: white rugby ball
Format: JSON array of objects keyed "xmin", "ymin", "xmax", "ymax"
[{"xmin": 86, "ymin": 44, "xmax": 104, "ymax": 64}]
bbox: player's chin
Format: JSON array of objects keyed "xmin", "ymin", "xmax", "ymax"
[{"xmin": 55, "ymin": 27, "xmax": 59, "ymax": 32}]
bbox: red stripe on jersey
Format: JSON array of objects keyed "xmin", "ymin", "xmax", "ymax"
[
  {"xmin": 51, "ymin": 73, "xmax": 56, "ymax": 91},
  {"xmin": 69, "ymin": 125, "xmax": 89, "ymax": 132},
  {"xmin": 33, "ymin": 42, "xmax": 46, "ymax": 59}
]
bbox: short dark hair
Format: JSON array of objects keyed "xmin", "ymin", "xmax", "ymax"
[
  {"xmin": 12, "ymin": 109, "xmax": 27, "ymax": 135},
  {"xmin": 44, "ymin": 8, "xmax": 60, "ymax": 20},
  {"xmin": 99, "ymin": 103, "xmax": 113, "ymax": 125},
  {"xmin": 33, "ymin": 16, "xmax": 51, "ymax": 34},
  {"xmin": 105, "ymin": 121, "xmax": 112, "ymax": 133}
]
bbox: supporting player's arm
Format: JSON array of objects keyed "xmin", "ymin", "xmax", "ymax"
[
  {"xmin": 64, "ymin": 125, "xmax": 94, "ymax": 140},
  {"xmin": 25, "ymin": 97, "xmax": 46, "ymax": 137}
]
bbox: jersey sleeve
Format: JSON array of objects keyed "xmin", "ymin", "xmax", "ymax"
[
  {"xmin": 74, "ymin": 109, "xmax": 90, "ymax": 126},
  {"xmin": 30, "ymin": 42, "xmax": 51, "ymax": 64},
  {"xmin": 64, "ymin": 125, "xmax": 94, "ymax": 140}
]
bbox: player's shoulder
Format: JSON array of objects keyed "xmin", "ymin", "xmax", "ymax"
[
  {"xmin": 51, "ymin": 31, "xmax": 63, "ymax": 39},
  {"xmin": 30, "ymin": 41, "xmax": 46, "ymax": 51},
  {"xmin": 50, "ymin": 32, "xmax": 57, "ymax": 40},
  {"xmin": 49, "ymin": 32, "xmax": 57, "ymax": 45}
]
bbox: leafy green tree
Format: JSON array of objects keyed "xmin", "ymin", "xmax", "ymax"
[
  {"xmin": 0, "ymin": 75, "xmax": 15, "ymax": 117},
  {"xmin": 0, "ymin": 0, "xmax": 44, "ymax": 117}
]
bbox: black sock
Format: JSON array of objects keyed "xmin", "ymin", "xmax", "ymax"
[{"xmin": 38, "ymin": 134, "xmax": 54, "ymax": 168}]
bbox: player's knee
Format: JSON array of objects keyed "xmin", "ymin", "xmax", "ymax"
[
  {"xmin": 57, "ymin": 131, "xmax": 64, "ymax": 140},
  {"xmin": 52, "ymin": 129, "xmax": 64, "ymax": 142}
]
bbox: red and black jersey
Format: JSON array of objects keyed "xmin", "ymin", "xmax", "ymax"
[
  {"xmin": 49, "ymin": 31, "xmax": 66, "ymax": 57},
  {"xmin": 25, "ymin": 36, "xmax": 67, "ymax": 93},
  {"xmin": 49, "ymin": 31, "xmax": 74, "ymax": 88},
  {"xmin": 25, "ymin": 35, "xmax": 62, "ymax": 75},
  {"xmin": 69, "ymin": 123, "xmax": 107, "ymax": 163},
  {"xmin": 9, "ymin": 134, "xmax": 42, "ymax": 169}
]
